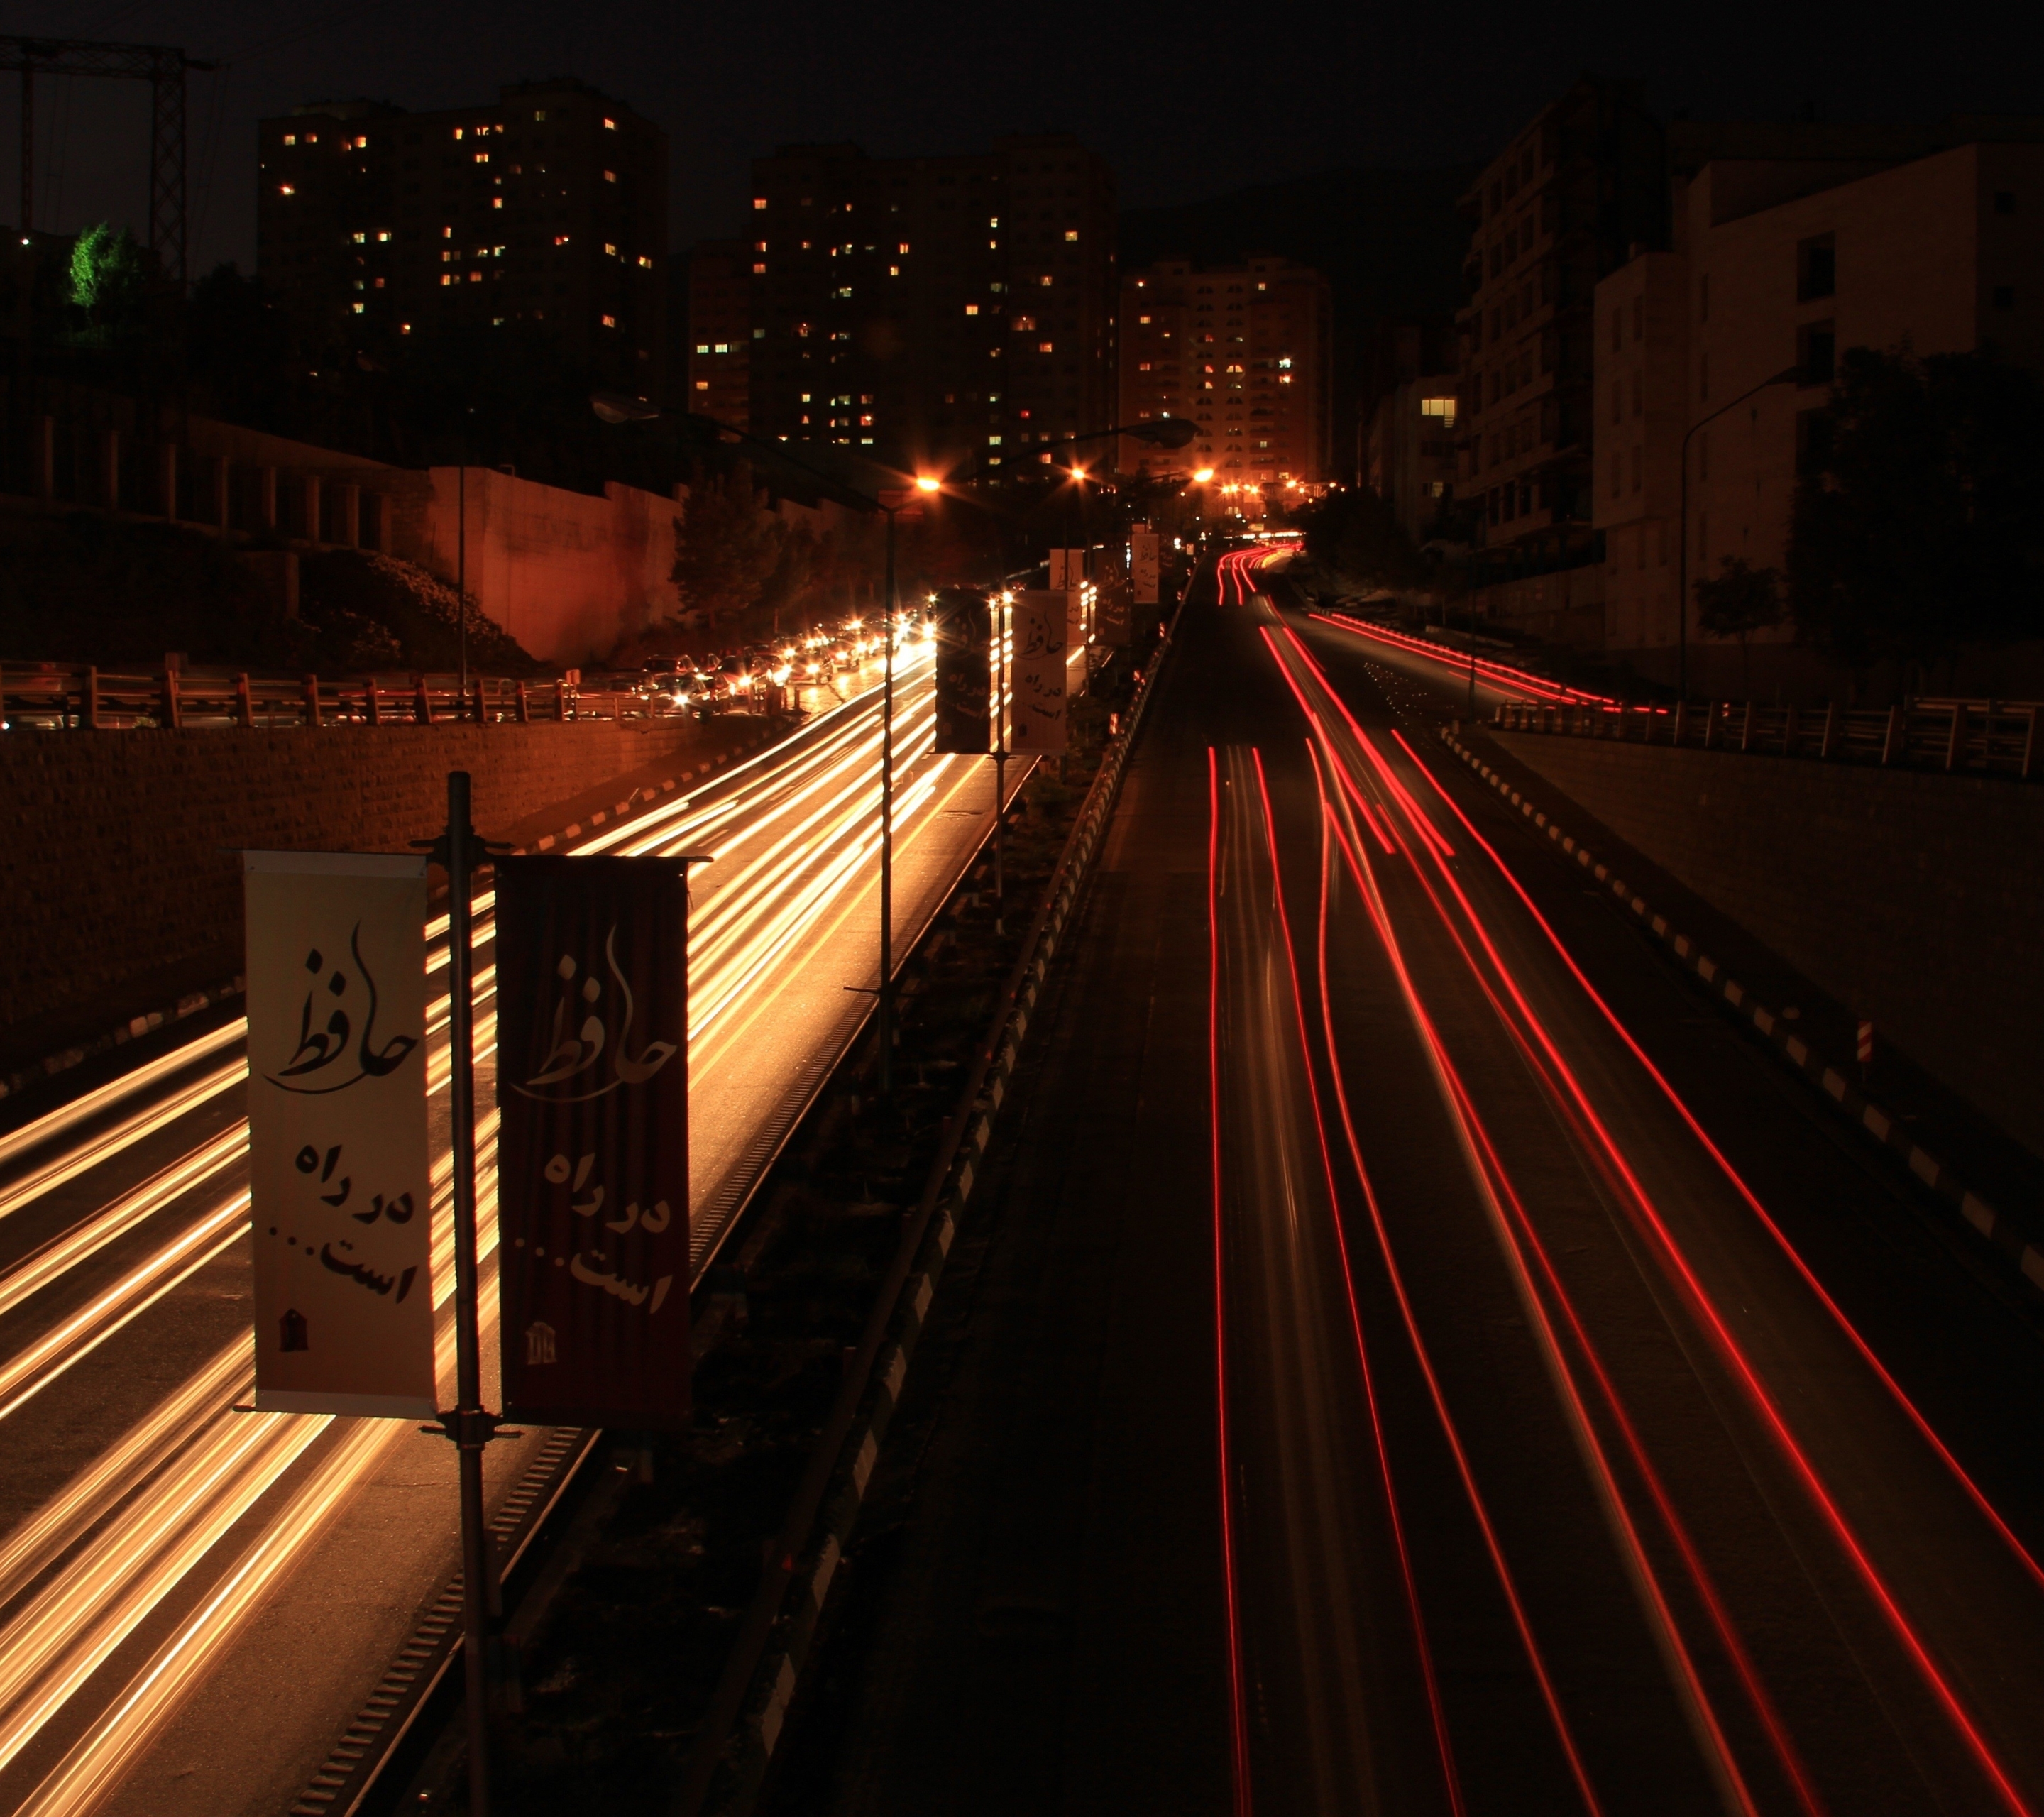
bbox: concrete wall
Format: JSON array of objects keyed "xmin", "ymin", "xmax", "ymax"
[
  {"xmin": 0, "ymin": 720, "xmax": 726, "ymax": 1037},
  {"xmin": 1493, "ymin": 730, "xmax": 2044, "ymax": 1158},
  {"xmin": 385, "ymin": 468, "xmax": 683, "ymax": 667}
]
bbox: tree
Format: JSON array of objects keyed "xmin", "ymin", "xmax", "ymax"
[
  {"xmin": 65, "ymin": 223, "xmax": 146, "ymax": 346},
  {"xmin": 1694, "ymin": 556, "xmax": 1784, "ymax": 695},
  {"xmin": 1296, "ymin": 485, "xmax": 1425, "ymax": 591},
  {"xmin": 670, "ymin": 464, "xmax": 781, "ymax": 627},
  {"xmin": 1788, "ymin": 346, "xmax": 2044, "ymax": 679}
]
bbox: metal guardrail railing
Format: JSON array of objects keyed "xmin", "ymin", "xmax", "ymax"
[
  {"xmin": 1493, "ymin": 694, "xmax": 2043, "ymax": 781},
  {"xmin": 1, "ymin": 662, "xmax": 664, "ymax": 730}
]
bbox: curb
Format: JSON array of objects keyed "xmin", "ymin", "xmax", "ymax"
[
  {"xmin": 0, "ymin": 975, "xmax": 246, "ymax": 1107},
  {"xmin": 693, "ymin": 620, "xmax": 1180, "ymax": 1817},
  {"xmin": 1439, "ymin": 731, "xmax": 2044, "ymax": 1301}
]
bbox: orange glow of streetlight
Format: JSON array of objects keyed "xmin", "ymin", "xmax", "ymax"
[
  {"xmin": 914, "ymin": 474, "xmax": 941, "ymax": 493},
  {"xmin": 1192, "ymin": 467, "xmax": 1215, "ymax": 483}
]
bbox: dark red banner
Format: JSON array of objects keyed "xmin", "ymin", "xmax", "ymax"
[{"xmin": 495, "ymin": 857, "xmax": 691, "ymax": 1428}]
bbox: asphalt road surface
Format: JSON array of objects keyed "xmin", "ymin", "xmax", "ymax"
[
  {"xmin": 0, "ymin": 637, "xmax": 1085, "ymax": 1817},
  {"xmin": 779, "ymin": 554, "xmax": 2044, "ymax": 1817}
]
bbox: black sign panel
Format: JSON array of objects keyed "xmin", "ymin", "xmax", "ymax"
[
  {"xmin": 495, "ymin": 857, "xmax": 691, "ymax": 1428},
  {"xmin": 932, "ymin": 587, "xmax": 993, "ymax": 755}
]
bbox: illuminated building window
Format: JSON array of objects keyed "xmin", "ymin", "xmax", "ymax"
[
  {"xmin": 638, "ymin": 255, "xmax": 653, "ymax": 268},
  {"xmin": 282, "ymin": 133, "xmax": 297, "ymax": 146},
  {"xmin": 454, "ymin": 127, "xmax": 464, "ymax": 140},
  {"xmin": 965, "ymin": 304, "xmax": 979, "ymax": 316},
  {"xmin": 353, "ymin": 231, "xmax": 367, "ymax": 244},
  {"xmin": 605, "ymin": 242, "xmax": 617, "ymax": 256},
  {"xmin": 989, "ymin": 216, "xmax": 1000, "ymax": 228},
  {"xmin": 696, "ymin": 380, "xmax": 710, "ymax": 390},
  {"xmin": 696, "ymin": 343, "xmax": 710, "ymax": 353},
  {"xmin": 305, "ymin": 133, "xmax": 318, "ymax": 144},
  {"xmin": 603, "ymin": 169, "xmax": 617, "ymax": 183},
  {"xmin": 554, "ymin": 234, "xmax": 570, "ymax": 246},
  {"xmin": 1039, "ymin": 275, "xmax": 1053, "ymax": 287},
  {"xmin": 898, "ymin": 241, "xmax": 910, "ymax": 253},
  {"xmin": 988, "ymin": 435, "xmax": 1003, "ymax": 445},
  {"xmin": 441, "ymin": 275, "xmax": 452, "ymax": 286},
  {"xmin": 603, "ymin": 116, "xmax": 617, "ymax": 130},
  {"xmin": 279, "ymin": 185, "xmax": 295, "ymax": 197},
  {"xmin": 353, "ymin": 302, "xmax": 366, "ymax": 313},
  {"xmin": 754, "ymin": 263, "xmax": 767, "ymax": 274},
  {"xmin": 474, "ymin": 151, "xmax": 489, "ymax": 162},
  {"xmin": 754, "ymin": 197, "xmax": 767, "ymax": 209},
  {"xmin": 601, "ymin": 313, "xmax": 617, "ymax": 326},
  {"xmin": 1038, "ymin": 341, "xmax": 1054, "ymax": 353}
]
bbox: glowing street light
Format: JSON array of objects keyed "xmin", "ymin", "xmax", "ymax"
[
  {"xmin": 1193, "ymin": 467, "xmax": 1215, "ymax": 483},
  {"xmin": 914, "ymin": 474, "xmax": 941, "ymax": 493}
]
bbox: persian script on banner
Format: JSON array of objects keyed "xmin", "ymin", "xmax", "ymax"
[
  {"xmin": 244, "ymin": 853, "xmax": 436, "ymax": 1417},
  {"xmin": 495, "ymin": 857, "xmax": 692, "ymax": 1429},
  {"xmin": 1009, "ymin": 589, "xmax": 1069, "ymax": 755}
]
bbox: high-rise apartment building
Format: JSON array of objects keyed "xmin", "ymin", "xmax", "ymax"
[
  {"xmin": 744, "ymin": 136, "xmax": 1116, "ymax": 475},
  {"xmin": 1121, "ymin": 256, "xmax": 1333, "ymax": 503},
  {"xmin": 686, "ymin": 241, "xmax": 752, "ymax": 430},
  {"xmin": 257, "ymin": 78, "xmax": 667, "ymax": 396},
  {"xmin": 1456, "ymin": 77, "xmax": 1666, "ymax": 571}
]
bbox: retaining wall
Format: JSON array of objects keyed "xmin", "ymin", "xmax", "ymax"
[
  {"xmin": 1493, "ymin": 730, "xmax": 2044, "ymax": 1158},
  {"xmin": 0, "ymin": 719, "xmax": 730, "ymax": 1037}
]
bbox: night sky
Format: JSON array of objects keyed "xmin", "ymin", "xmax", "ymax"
[{"xmin": 2, "ymin": 0, "xmax": 2038, "ymax": 277}]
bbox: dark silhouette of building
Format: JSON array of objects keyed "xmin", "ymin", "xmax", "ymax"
[
  {"xmin": 256, "ymin": 77, "xmax": 666, "ymax": 396},
  {"xmin": 686, "ymin": 241, "xmax": 752, "ymax": 432},
  {"xmin": 1457, "ymin": 75, "xmax": 1666, "ymax": 573},
  {"xmin": 744, "ymin": 135, "xmax": 1116, "ymax": 476}
]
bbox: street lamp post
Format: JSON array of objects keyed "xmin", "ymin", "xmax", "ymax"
[{"xmin": 1678, "ymin": 366, "xmax": 1801, "ymax": 699}]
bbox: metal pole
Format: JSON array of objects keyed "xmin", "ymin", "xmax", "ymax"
[
  {"xmin": 1678, "ymin": 424, "xmax": 1691, "ymax": 704},
  {"xmin": 993, "ymin": 593, "xmax": 1007, "ymax": 932},
  {"xmin": 19, "ymin": 61, "xmax": 31, "ymax": 243},
  {"xmin": 879, "ymin": 507, "xmax": 896, "ymax": 1097},
  {"xmin": 442, "ymin": 769, "xmax": 493, "ymax": 1817},
  {"xmin": 457, "ymin": 439, "xmax": 469, "ymax": 715}
]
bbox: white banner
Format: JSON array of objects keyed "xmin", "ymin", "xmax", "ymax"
[
  {"xmin": 1131, "ymin": 529, "xmax": 1160, "ymax": 605},
  {"xmin": 244, "ymin": 852, "xmax": 436, "ymax": 1417},
  {"xmin": 1010, "ymin": 590, "xmax": 1069, "ymax": 754}
]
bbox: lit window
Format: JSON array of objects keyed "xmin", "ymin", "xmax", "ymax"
[
  {"xmin": 898, "ymin": 241, "xmax": 910, "ymax": 253},
  {"xmin": 603, "ymin": 116, "xmax": 617, "ymax": 130},
  {"xmin": 474, "ymin": 151, "xmax": 489, "ymax": 163},
  {"xmin": 889, "ymin": 265, "xmax": 899, "ymax": 276},
  {"xmin": 965, "ymin": 304, "xmax": 979, "ymax": 316},
  {"xmin": 469, "ymin": 270, "xmax": 481, "ymax": 282},
  {"xmin": 554, "ymin": 234, "xmax": 571, "ymax": 246},
  {"xmin": 377, "ymin": 231, "xmax": 391, "ymax": 242},
  {"xmin": 601, "ymin": 313, "xmax": 617, "ymax": 327},
  {"xmin": 1420, "ymin": 397, "xmax": 1456, "ymax": 424},
  {"xmin": 989, "ymin": 240, "xmax": 998, "ymax": 250},
  {"xmin": 1039, "ymin": 275, "xmax": 1053, "ymax": 287},
  {"xmin": 1011, "ymin": 315, "xmax": 1035, "ymax": 331},
  {"xmin": 445, "ymin": 226, "xmax": 454, "ymax": 238},
  {"xmin": 1278, "ymin": 356, "xmax": 1292, "ymax": 368},
  {"xmin": 401, "ymin": 322, "xmax": 411, "ymax": 333},
  {"xmin": 1038, "ymin": 341, "xmax": 1054, "ymax": 353},
  {"xmin": 696, "ymin": 343, "xmax": 710, "ymax": 353},
  {"xmin": 754, "ymin": 197, "xmax": 768, "ymax": 209},
  {"xmin": 696, "ymin": 380, "xmax": 710, "ymax": 390},
  {"xmin": 1138, "ymin": 361, "xmax": 1151, "ymax": 372},
  {"xmin": 353, "ymin": 302, "xmax": 366, "ymax": 313},
  {"xmin": 356, "ymin": 135, "xmax": 369, "ymax": 150},
  {"xmin": 605, "ymin": 241, "xmax": 617, "ymax": 256},
  {"xmin": 534, "ymin": 109, "xmax": 546, "ymax": 121},
  {"xmin": 492, "ymin": 197, "xmax": 503, "ymax": 209},
  {"xmin": 989, "ymin": 216, "xmax": 1000, "ymax": 228},
  {"xmin": 753, "ymin": 263, "xmax": 766, "ymax": 275},
  {"xmin": 279, "ymin": 184, "xmax": 295, "ymax": 196},
  {"xmin": 454, "ymin": 128, "xmax": 464, "ymax": 140},
  {"xmin": 441, "ymin": 274, "xmax": 452, "ymax": 286},
  {"xmin": 1065, "ymin": 229, "xmax": 1078, "ymax": 241},
  {"xmin": 603, "ymin": 169, "xmax": 617, "ymax": 182},
  {"xmin": 859, "ymin": 414, "xmax": 874, "ymax": 426},
  {"xmin": 714, "ymin": 343, "xmax": 730, "ymax": 353},
  {"xmin": 988, "ymin": 435, "xmax": 1003, "ymax": 445},
  {"xmin": 1138, "ymin": 314, "xmax": 1151, "ymax": 324},
  {"xmin": 305, "ymin": 133, "xmax": 318, "ymax": 144},
  {"xmin": 353, "ymin": 231, "xmax": 367, "ymax": 243},
  {"xmin": 282, "ymin": 133, "xmax": 297, "ymax": 146}
]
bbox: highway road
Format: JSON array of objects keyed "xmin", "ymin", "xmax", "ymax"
[
  {"xmin": 0, "ymin": 635, "xmax": 1075, "ymax": 1817},
  {"xmin": 783, "ymin": 552, "xmax": 2044, "ymax": 1816}
]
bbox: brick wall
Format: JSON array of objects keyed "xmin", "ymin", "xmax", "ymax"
[
  {"xmin": 0, "ymin": 719, "xmax": 741, "ymax": 1037},
  {"xmin": 1494, "ymin": 732, "xmax": 2044, "ymax": 1158}
]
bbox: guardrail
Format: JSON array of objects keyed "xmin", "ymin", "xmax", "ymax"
[
  {"xmin": 1493, "ymin": 694, "xmax": 2043, "ymax": 781},
  {"xmin": 2, "ymin": 662, "xmax": 671, "ymax": 730}
]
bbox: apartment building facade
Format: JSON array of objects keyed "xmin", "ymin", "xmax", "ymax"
[
  {"xmin": 1121, "ymin": 256, "xmax": 1334, "ymax": 507},
  {"xmin": 685, "ymin": 241, "xmax": 752, "ymax": 431},
  {"xmin": 744, "ymin": 136, "xmax": 1116, "ymax": 476},
  {"xmin": 1594, "ymin": 126, "xmax": 2044, "ymax": 685},
  {"xmin": 1366, "ymin": 376, "xmax": 1461, "ymax": 544},
  {"xmin": 1456, "ymin": 77, "xmax": 1666, "ymax": 573},
  {"xmin": 257, "ymin": 79, "xmax": 668, "ymax": 396}
]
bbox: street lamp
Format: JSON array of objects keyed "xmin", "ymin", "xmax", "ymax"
[
  {"xmin": 591, "ymin": 393, "xmax": 927, "ymax": 1095},
  {"xmin": 1677, "ymin": 366, "xmax": 1801, "ymax": 699}
]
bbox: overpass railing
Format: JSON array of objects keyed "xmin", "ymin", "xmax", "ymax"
[
  {"xmin": 0, "ymin": 662, "xmax": 664, "ymax": 730},
  {"xmin": 1492, "ymin": 696, "xmax": 2043, "ymax": 782}
]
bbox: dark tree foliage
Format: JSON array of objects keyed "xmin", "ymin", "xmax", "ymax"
[
  {"xmin": 1694, "ymin": 555, "xmax": 1784, "ymax": 693},
  {"xmin": 1296, "ymin": 485, "xmax": 1425, "ymax": 590},
  {"xmin": 1789, "ymin": 346, "xmax": 2044, "ymax": 674}
]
